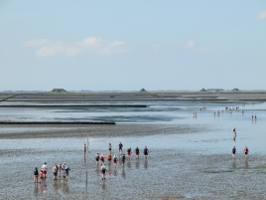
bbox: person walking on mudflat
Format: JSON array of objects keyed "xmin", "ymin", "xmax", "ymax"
[
  {"xmin": 121, "ymin": 153, "xmax": 126, "ymax": 166},
  {"xmin": 118, "ymin": 142, "xmax": 123, "ymax": 154},
  {"xmin": 113, "ymin": 154, "xmax": 118, "ymax": 167},
  {"xmin": 243, "ymin": 146, "xmax": 249, "ymax": 157},
  {"xmin": 135, "ymin": 147, "xmax": 140, "ymax": 159},
  {"xmin": 232, "ymin": 146, "xmax": 236, "ymax": 158},
  {"xmin": 108, "ymin": 143, "xmax": 112, "ymax": 153},
  {"xmin": 100, "ymin": 163, "xmax": 107, "ymax": 180},
  {"xmin": 33, "ymin": 167, "xmax": 39, "ymax": 183},
  {"xmin": 143, "ymin": 146, "xmax": 149, "ymax": 158},
  {"xmin": 95, "ymin": 153, "xmax": 100, "ymax": 164}
]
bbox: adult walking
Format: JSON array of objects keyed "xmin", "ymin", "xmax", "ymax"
[{"xmin": 243, "ymin": 146, "xmax": 249, "ymax": 157}]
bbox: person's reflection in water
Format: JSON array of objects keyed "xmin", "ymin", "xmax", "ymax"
[
  {"xmin": 113, "ymin": 168, "xmax": 118, "ymax": 177},
  {"xmin": 135, "ymin": 159, "xmax": 139, "ymax": 169},
  {"xmin": 108, "ymin": 165, "xmax": 112, "ymax": 177},
  {"xmin": 127, "ymin": 159, "xmax": 131, "ymax": 169},
  {"xmin": 53, "ymin": 180, "xmax": 60, "ymax": 194},
  {"xmin": 95, "ymin": 163, "xmax": 100, "ymax": 176},
  {"xmin": 101, "ymin": 180, "xmax": 106, "ymax": 194},
  {"xmin": 62, "ymin": 180, "xmax": 69, "ymax": 194},
  {"xmin": 39, "ymin": 179, "xmax": 47, "ymax": 194},
  {"xmin": 121, "ymin": 168, "xmax": 126, "ymax": 179},
  {"xmin": 232, "ymin": 158, "xmax": 236, "ymax": 169},
  {"xmin": 144, "ymin": 159, "xmax": 148, "ymax": 170},
  {"xmin": 34, "ymin": 184, "xmax": 39, "ymax": 197},
  {"xmin": 244, "ymin": 157, "xmax": 248, "ymax": 169}
]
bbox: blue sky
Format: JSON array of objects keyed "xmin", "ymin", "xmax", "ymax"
[{"xmin": 0, "ymin": 0, "xmax": 265, "ymax": 91}]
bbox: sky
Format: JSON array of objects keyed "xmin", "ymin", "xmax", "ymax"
[{"xmin": 0, "ymin": 0, "xmax": 265, "ymax": 91}]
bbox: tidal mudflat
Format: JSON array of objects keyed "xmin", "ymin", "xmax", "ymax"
[{"xmin": 1, "ymin": 92, "xmax": 266, "ymax": 199}]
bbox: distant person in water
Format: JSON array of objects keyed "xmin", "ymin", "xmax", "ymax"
[
  {"xmin": 107, "ymin": 153, "xmax": 112, "ymax": 164},
  {"xmin": 232, "ymin": 146, "xmax": 236, "ymax": 158},
  {"xmin": 135, "ymin": 147, "xmax": 140, "ymax": 159},
  {"xmin": 108, "ymin": 143, "xmax": 112, "ymax": 153},
  {"xmin": 127, "ymin": 147, "xmax": 131, "ymax": 159},
  {"xmin": 83, "ymin": 144, "xmax": 87, "ymax": 154},
  {"xmin": 113, "ymin": 154, "xmax": 118, "ymax": 167},
  {"xmin": 143, "ymin": 146, "xmax": 149, "ymax": 158},
  {"xmin": 33, "ymin": 167, "xmax": 39, "ymax": 183},
  {"xmin": 95, "ymin": 153, "xmax": 100, "ymax": 164},
  {"xmin": 100, "ymin": 163, "xmax": 107, "ymax": 180},
  {"xmin": 233, "ymin": 128, "xmax": 236, "ymax": 134},
  {"xmin": 41, "ymin": 162, "xmax": 47, "ymax": 178},
  {"xmin": 100, "ymin": 153, "xmax": 105, "ymax": 164},
  {"xmin": 121, "ymin": 153, "xmax": 126, "ymax": 166},
  {"xmin": 118, "ymin": 142, "xmax": 123, "ymax": 154},
  {"xmin": 243, "ymin": 146, "xmax": 249, "ymax": 157}
]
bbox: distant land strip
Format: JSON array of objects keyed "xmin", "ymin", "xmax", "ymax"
[
  {"xmin": 0, "ymin": 105, "xmax": 148, "ymax": 108},
  {"xmin": 0, "ymin": 121, "xmax": 116, "ymax": 125}
]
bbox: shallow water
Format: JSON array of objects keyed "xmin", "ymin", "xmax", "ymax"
[{"xmin": 0, "ymin": 101, "xmax": 266, "ymax": 199}]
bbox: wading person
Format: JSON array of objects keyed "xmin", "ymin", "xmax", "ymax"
[
  {"xmin": 100, "ymin": 153, "xmax": 105, "ymax": 164},
  {"xmin": 232, "ymin": 146, "xmax": 236, "ymax": 158},
  {"xmin": 83, "ymin": 144, "xmax": 87, "ymax": 154},
  {"xmin": 135, "ymin": 147, "xmax": 140, "ymax": 159},
  {"xmin": 100, "ymin": 163, "xmax": 107, "ymax": 180},
  {"xmin": 121, "ymin": 153, "xmax": 126, "ymax": 166},
  {"xmin": 33, "ymin": 167, "xmax": 39, "ymax": 183},
  {"xmin": 95, "ymin": 153, "xmax": 100, "ymax": 164},
  {"xmin": 243, "ymin": 146, "xmax": 249, "ymax": 157},
  {"xmin": 108, "ymin": 143, "xmax": 112, "ymax": 153},
  {"xmin": 113, "ymin": 154, "xmax": 118, "ymax": 167},
  {"xmin": 118, "ymin": 142, "xmax": 123, "ymax": 154},
  {"xmin": 107, "ymin": 153, "xmax": 112, "ymax": 164},
  {"xmin": 52, "ymin": 164, "xmax": 58, "ymax": 180},
  {"xmin": 41, "ymin": 162, "xmax": 47, "ymax": 178},
  {"xmin": 127, "ymin": 147, "xmax": 131, "ymax": 159},
  {"xmin": 143, "ymin": 146, "xmax": 149, "ymax": 158}
]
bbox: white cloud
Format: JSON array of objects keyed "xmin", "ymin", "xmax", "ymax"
[
  {"xmin": 101, "ymin": 41, "xmax": 130, "ymax": 54},
  {"xmin": 24, "ymin": 37, "xmax": 131, "ymax": 57},
  {"xmin": 23, "ymin": 39, "xmax": 50, "ymax": 47},
  {"xmin": 75, "ymin": 37, "xmax": 103, "ymax": 48},
  {"xmin": 256, "ymin": 10, "xmax": 266, "ymax": 20},
  {"xmin": 184, "ymin": 40, "xmax": 195, "ymax": 48}
]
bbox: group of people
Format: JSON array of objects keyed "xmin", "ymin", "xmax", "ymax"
[
  {"xmin": 231, "ymin": 128, "xmax": 249, "ymax": 158},
  {"xmin": 94, "ymin": 142, "xmax": 149, "ymax": 179},
  {"xmin": 33, "ymin": 162, "xmax": 71, "ymax": 183},
  {"xmin": 232, "ymin": 145, "xmax": 249, "ymax": 158}
]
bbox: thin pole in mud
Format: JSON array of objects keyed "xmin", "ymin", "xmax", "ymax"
[{"xmin": 85, "ymin": 131, "xmax": 89, "ymax": 198}]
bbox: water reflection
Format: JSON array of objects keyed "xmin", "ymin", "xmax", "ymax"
[
  {"xmin": 127, "ymin": 160, "xmax": 131, "ymax": 169},
  {"xmin": 135, "ymin": 160, "xmax": 139, "ymax": 169},
  {"xmin": 244, "ymin": 158, "xmax": 248, "ymax": 169},
  {"xmin": 144, "ymin": 159, "xmax": 148, "ymax": 170},
  {"xmin": 113, "ymin": 168, "xmax": 118, "ymax": 177},
  {"xmin": 121, "ymin": 168, "xmax": 126, "ymax": 179},
  {"xmin": 53, "ymin": 180, "xmax": 60, "ymax": 194},
  {"xmin": 34, "ymin": 184, "xmax": 39, "ymax": 197},
  {"xmin": 62, "ymin": 181, "xmax": 69, "ymax": 194},
  {"xmin": 232, "ymin": 158, "xmax": 236, "ymax": 169},
  {"xmin": 101, "ymin": 181, "xmax": 106, "ymax": 191},
  {"xmin": 39, "ymin": 179, "xmax": 47, "ymax": 194}
]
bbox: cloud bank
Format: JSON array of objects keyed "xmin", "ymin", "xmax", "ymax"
[
  {"xmin": 256, "ymin": 10, "xmax": 266, "ymax": 20},
  {"xmin": 24, "ymin": 37, "xmax": 131, "ymax": 57}
]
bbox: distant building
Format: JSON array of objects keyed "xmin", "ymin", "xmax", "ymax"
[
  {"xmin": 200, "ymin": 88, "xmax": 206, "ymax": 92},
  {"xmin": 232, "ymin": 88, "xmax": 239, "ymax": 91},
  {"xmin": 140, "ymin": 88, "xmax": 146, "ymax": 92},
  {"xmin": 52, "ymin": 88, "xmax": 67, "ymax": 92}
]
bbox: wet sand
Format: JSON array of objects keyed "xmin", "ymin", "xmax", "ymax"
[{"xmin": 1, "ymin": 123, "xmax": 266, "ymax": 199}]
